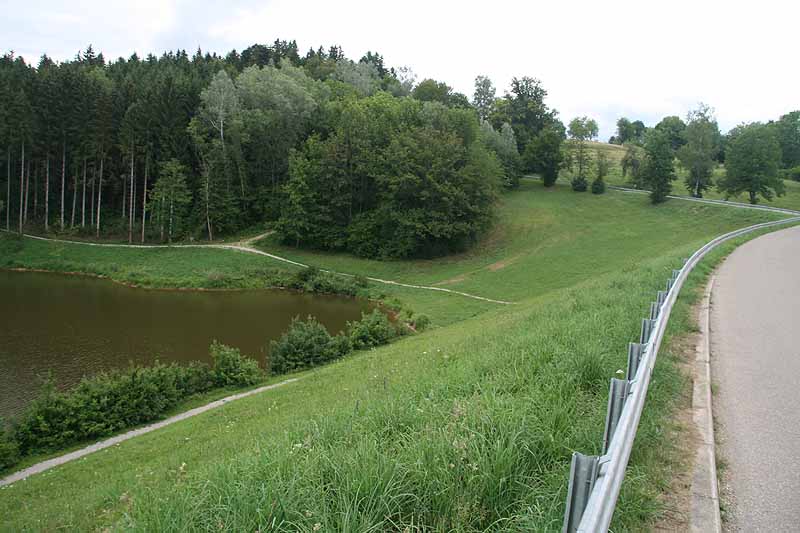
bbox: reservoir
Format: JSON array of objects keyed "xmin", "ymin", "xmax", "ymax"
[{"xmin": 0, "ymin": 270, "xmax": 371, "ymax": 418}]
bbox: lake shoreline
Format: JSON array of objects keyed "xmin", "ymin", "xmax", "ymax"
[{"xmin": 1, "ymin": 265, "xmax": 367, "ymax": 299}]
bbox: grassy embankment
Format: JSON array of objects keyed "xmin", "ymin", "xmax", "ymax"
[
  {"xmin": 585, "ymin": 140, "xmax": 800, "ymax": 211},
  {"xmin": 0, "ymin": 180, "xmax": 792, "ymax": 531},
  {"xmin": 0, "ymin": 235, "xmax": 304, "ymax": 290}
]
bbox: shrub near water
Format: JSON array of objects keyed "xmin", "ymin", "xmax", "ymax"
[
  {"xmin": 11, "ymin": 343, "xmax": 262, "ymax": 457},
  {"xmin": 288, "ymin": 266, "xmax": 370, "ymax": 297},
  {"xmin": 412, "ymin": 313, "xmax": 431, "ymax": 331},
  {"xmin": 348, "ymin": 309, "xmax": 398, "ymax": 349},
  {"xmin": 0, "ymin": 420, "xmax": 19, "ymax": 470},
  {"xmin": 210, "ymin": 341, "xmax": 262, "ymax": 387},
  {"xmin": 269, "ymin": 310, "xmax": 399, "ymax": 375},
  {"xmin": 269, "ymin": 316, "xmax": 348, "ymax": 375}
]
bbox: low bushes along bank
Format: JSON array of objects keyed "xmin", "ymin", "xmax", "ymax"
[
  {"xmin": 269, "ymin": 308, "xmax": 416, "ymax": 375},
  {"xmin": 0, "ymin": 308, "xmax": 418, "ymax": 473},
  {"xmin": 0, "ymin": 342, "xmax": 261, "ymax": 471}
]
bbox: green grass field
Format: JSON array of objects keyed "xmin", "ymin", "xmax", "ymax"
[
  {"xmin": 0, "ymin": 180, "xmax": 793, "ymax": 531},
  {"xmin": 253, "ymin": 181, "xmax": 781, "ymax": 323}
]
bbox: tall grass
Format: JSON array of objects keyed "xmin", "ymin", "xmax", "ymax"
[
  {"xmin": 112, "ymin": 251, "xmax": 692, "ymax": 532},
  {"xmin": 0, "ymin": 184, "xmax": 793, "ymax": 531}
]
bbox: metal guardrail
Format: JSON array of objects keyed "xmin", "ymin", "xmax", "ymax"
[{"xmin": 562, "ymin": 215, "xmax": 800, "ymax": 533}]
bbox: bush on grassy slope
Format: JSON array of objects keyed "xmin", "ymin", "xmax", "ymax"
[
  {"xmin": 9, "ymin": 343, "xmax": 262, "ymax": 461},
  {"xmin": 269, "ymin": 316, "xmax": 346, "ymax": 375},
  {"xmin": 348, "ymin": 309, "xmax": 398, "ymax": 349},
  {"xmin": 269, "ymin": 310, "xmax": 399, "ymax": 375},
  {"xmin": 0, "ymin": 420, "xmax": 19, "ymax": 470},
  {"xmin": 211, "ymin": 341, "xmax": 262, "ymax": 387}
]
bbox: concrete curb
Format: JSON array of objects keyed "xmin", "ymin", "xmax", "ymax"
[
  {"xmin": 0, "ymin": 377, "xmax": 300, "ymax": 488},
  {"xmin": 690, "ymin": 276, "xmax": 722, "ymax": 532}
]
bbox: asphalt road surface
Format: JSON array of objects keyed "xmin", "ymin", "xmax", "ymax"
[{"xmin": 711, "ymin": 225, "xmax": 800, "ymax": 531}]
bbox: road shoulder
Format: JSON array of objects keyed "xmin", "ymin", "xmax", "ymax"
[{"xmin": 689, "ymin": 276, "xmax": 722, "ymax": 532}]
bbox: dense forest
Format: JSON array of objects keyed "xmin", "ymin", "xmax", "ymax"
[{"xmin": 0, "ymin": 41, "xmax": 563, "ymax": 258}]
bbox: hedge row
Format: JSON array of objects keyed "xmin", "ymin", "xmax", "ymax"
[
  {"xmin": 0, "ymin": 342, "xmax": 261, "ymax": 470},
  {"xmin": 0, "ymin": 308, "xmax": 427, "ymax": 473}
]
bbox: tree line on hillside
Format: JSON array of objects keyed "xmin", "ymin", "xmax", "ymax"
[
  {"xmin": 601, "ymin": 105, "xmax": 799, "ymax": 204},
  {"xmin": 0, "ymin": 43, "xmax": 567, "ymax": 258}
]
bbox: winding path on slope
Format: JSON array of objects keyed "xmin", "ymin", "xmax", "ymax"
[
  {"xmin": 710, "ymin": 225, "xmax": 800, "ymax": 531},
  {"xmin": 5, "ymin": 230, "xmax": 514, "ymax": 305},
  {"xmin": 7, "ymin": 188, "xmax": 799, "ymax": 306}
]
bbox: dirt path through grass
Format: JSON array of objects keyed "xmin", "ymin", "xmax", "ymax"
[{"xmin": 2, "ymin": 230, "xmax": 516, "ymax": 304}]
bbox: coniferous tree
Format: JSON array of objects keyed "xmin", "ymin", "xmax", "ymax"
[
  {"xmin": 643, "ymin": 129, "xmax": 676, "ymax": 204},
  {"xmin": 592, "ymin": 150, "xmax": 609, "ymax": 194}
]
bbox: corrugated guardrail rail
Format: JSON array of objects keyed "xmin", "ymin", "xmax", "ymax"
[{"xmin": 562, "ymin": 215, "xmax": 800, "ymax": 533}]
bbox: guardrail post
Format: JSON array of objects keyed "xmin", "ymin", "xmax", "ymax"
[
  {"xmin": 640, "ymin": 318, "xmax": 654, "ymax": 343},
  {"xmin": 563, "ymin": 452, "xmax": 600, "ymax": 533},
  {"xmin": 626, "ymin": 342, "xmax": 645, "ymax": 380},
  {"xmin": 657, "ymin": 290, "xmax": 666, "ymax": 307},
  {"xmin": 649, "ymin": 301, "xmax": 659, "ymax": 320},
  {"xmin": 672, "ymin": 269, "xmax": 681, "ymax": 281},
  {"xmin": 666, "ymin": 278, "xmax": 674, "ymax": 292},
  {"xmin": 603, "ymin": 378, "xmax": 631, "ymax": 453}
]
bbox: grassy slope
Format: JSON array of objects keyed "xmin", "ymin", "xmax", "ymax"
[
  {"xmin": 254, "ymin": 180, "xmax": 779, "ymax": 323},
  {"xmin": 0, "ymin": 238, "xmax": 304, "ymax": 289},
  {"xmin": 587, "ymin": 140, "xmax": 800, "ymax": 211},
  {"xmin": 6, "ymin": 181, "xmax": 780, "ymax": 325},
  {"xmin": 0, "ymin": 183, "xmax": 790, "ymax": 531}
]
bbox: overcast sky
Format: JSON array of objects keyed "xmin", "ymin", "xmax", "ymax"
[{"xmin": 4, "ymin": 0, "xmax": 798, "ymax": 139}]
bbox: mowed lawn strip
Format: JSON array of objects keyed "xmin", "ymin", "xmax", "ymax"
[{"xmin": 0, "ymin": 188, "xmax": 791, "ymax": 531}]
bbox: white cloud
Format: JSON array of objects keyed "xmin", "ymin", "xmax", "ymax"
[{"xmin": 5, "ymin": 0, "xmax": 799, "ymax": 139}]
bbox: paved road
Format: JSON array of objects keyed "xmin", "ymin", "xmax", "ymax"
[{"xmin": 711, "ymin": 225, "xmax": 800, "ymax": 531}]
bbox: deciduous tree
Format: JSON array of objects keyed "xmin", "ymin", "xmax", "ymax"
[
  {"xmin": 654, "ymin": 115, "xmax": 687, "ymax": 151},
  {"xmin": 151, "ymin": 158, "xmax": 191, "ymax": 242},
  {"xmin": 718, "ymin": 123, "xmax": 784, "ymax": 204},
  {"xmin": 524, "ymin": 125, "xmax": 564, "ymax": 186},
  {"xmin": 677, "ymin": 104, "xmax": 719, "ymax": 197},
  {"xmin": 774, "ymin": 111, "xmax": 800, "ymax": 169},
  {"xmin": 473, "ymin": 75, "xmax": 495, "ymax": 121},
  {"xmin": 567, "ymin": 116, "xmax": 597, "ymax": 191}
]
